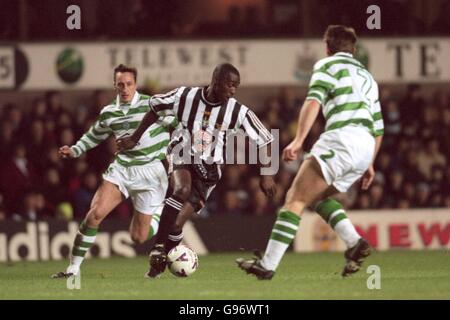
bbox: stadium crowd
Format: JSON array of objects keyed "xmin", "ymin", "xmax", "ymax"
[
  {"xmin": 1, "ymin": 0, "xmax": 450, "ymax": 41},
  {"xmin": 0, "ymin": 85, "xmax": 449, "ymax": 221}
]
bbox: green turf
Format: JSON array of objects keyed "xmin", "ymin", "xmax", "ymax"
[{"xmin": 0, "ymin": 250, "xmax": 449, "ymax": 299}]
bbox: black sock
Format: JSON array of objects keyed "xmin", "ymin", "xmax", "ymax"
[
  {"xmin": 165, "ymin": 230, "xmax": 184, "ymax": 253},
  {"xmin": 154, "ymin": 195, "xmax": 184, "ymax": 246}
]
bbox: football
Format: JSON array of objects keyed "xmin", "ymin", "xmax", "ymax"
[{"xmin": 167, "ymin": 245, "xmax": 199, "ymax": 277}]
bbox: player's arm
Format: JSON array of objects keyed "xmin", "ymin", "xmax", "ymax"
[
  {"xmin": 59, "ymin": 116, "xmax": 111, "ymax": 159},
  {"xmin": 258, "ymin": 142, "xmax": 277, "ymax": 198},
  {"xmin": 282, "ymin": 99, "xmax": 321, "ymax": 162},
  {"xmin": 241, "ymin": 109, "xmax": 276, "ymax": 198},
  {"xmin": 117, "ymin": 89, "xmax": 180, "ymax": 151},
  {"xmin": 283, "ymin": 64, "xmax": 335, "ymax": 162},
  {"xmin": 361, "ymin": 97, "xmax": 384, "ymax": 190}
]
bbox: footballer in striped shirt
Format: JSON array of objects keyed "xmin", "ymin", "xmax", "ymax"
[{"xmin": 117, "ymin": 63, "xmax": 277, "ymax": 278}]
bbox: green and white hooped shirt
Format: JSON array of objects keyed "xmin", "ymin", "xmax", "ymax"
[{"xmin": 70, "ymin": 91, "xmax": 178, "ymax": 166}]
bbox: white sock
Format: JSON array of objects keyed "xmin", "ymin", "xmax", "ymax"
[{"xmin": 334, "ymin": 218, "xmax": 360, "ymax": 248}]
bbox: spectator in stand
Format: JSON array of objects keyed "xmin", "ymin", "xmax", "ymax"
[
  {"xmin": 0, "ymin": 143, "xmax": 38, "ymax": 214},
  {"xmin": 42, "ymin": 167, "xmax": 68, "ymax": 212},
  {"xmin": 383, "ymin": 99, "xmax": 402, "ymax": 151},
  {"xmin": 355, "ymin": 193, "xmax": 371, "ymax": 210},
  {"xmin": 444, "ymin": 194, "xmax": 450, "ymax": 208},
  {"xmin": 402, "ymin": 182, "xmax": 416, "ymax": 206},
  {"xmin": 66, "ymin": 158, "xmax": 88, "ymax": 198},
  {"xmin": 369, "ymin": 182, "xmax": 385, "ymax": 209},
  {"xmin": 0, "ymin": 120, "xmax": 14, "ymax": 160},
  {"xmin": 73, "ymin": 170, "xmax": 99, "ymax": 218},
  {"xmin": 385, "ymin": 171, "xmax": 405, "ymax": 207},
  {"xmin": 26, "ymin": 120, "xmax": 47, "ymax": 172},
  {"xmin": 45, "ymin": 90, "xmax": 65, "ymax": 121},
  {"xmin": 399, "ymin": 84, "xmax": 424, "ymax": 126},
  {"xmin": 402, "ymin": 149, "xmax": 426, "ymax": 183},
  {"xmin": 414, "ymin": 183, "xmax": 431, "ymax": 208},
  {"xmin": 416, "ymin": 139, "xmax": 446, "ymax": 180},
  {"xmin": 14, "ymin": 190, "xmax": 51, "ymax": 221},
  {"xmin": 3, "ymin": 103, "xmax": 24, "ymax": 137},
  {"xmin": 0, "ymin": 204, "xmax": 6, "ymax": 221},
  {"xmin": 222, "ymin": 190, "xmax": 244, "ymax": 215}
]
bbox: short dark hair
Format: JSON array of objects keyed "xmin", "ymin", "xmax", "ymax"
[
  {"xmin": 324, "ymin": 25, "xmax": 357, "ymax": 54},
  {"xmin": 212, "ymin": 63, "xmax": 240, "ymax": 81},
  {"xmin": 114, "ymin": 64, "xmax": 137, "ymax": 82}
]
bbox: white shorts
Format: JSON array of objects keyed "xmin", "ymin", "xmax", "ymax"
[
  {"xmin": 308, "ymin": 126, "xmax": 375, "ymax": 193},
  {"xmin": 103, "ymin": 161, "xmax": 168, "ymax": 215}
]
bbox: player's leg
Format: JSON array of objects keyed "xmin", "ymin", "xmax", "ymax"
[
  {"xmin": 153, "ymin": 167, "xmax": 191, "ymax": 248},
  {"xmin": 147, "ymin": 167, "xmax": 192, "ymax": 277},
  {"xmin": 164, "ymin": 175, "xmax": 214, "ymax": 253},
  {"xmin": 314, "ymin": 188, "xmax": 371, "ymax": 277},
  {"xmin": 314, "ymin": 188, "xmax": 361, "ymax": 250},
  {"xmin": 237, "ymin": 157, "xmax": 330, "ymax": 279},
  {"xmin": 129, "ymin": 210, "xmax": 153, "ymax": 244},
  {"xmin": 53, "ymin": 180, "xmax": 124, "ymax": 278},
  {"xmin": 164, "ymin": 201, "xmax": 197, "ymax": 253},
  {"xmin": 128, "ymin": 188, "xmax": 165, "ymax": 244}
]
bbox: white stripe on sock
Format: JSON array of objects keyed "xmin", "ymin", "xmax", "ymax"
[
  {"xmin": 168, "ymin": 233, "xmax": 184, "ymax": 241},
  {"xmin": 275, "ymin": 220, "xmax": 299, "ymax": 229},
  {"xmin": 271, "ymin": 229, "xmax": 295, "ymax": 239},
  {"xmin": 78, "ymin": 232, "xmax": 96, "ymax": 243},
  {"xmin": 328, "ymin": 209, "xmax": 345, "ymax": 223}
]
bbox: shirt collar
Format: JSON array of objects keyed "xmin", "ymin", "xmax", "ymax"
[
  {"xmin": 201, "ymin": 86, "xmax": 223, "ymax": 107},
  {"xmin": 334, "ymin": 52, "xmax": 354, "ymax": 58},
  {"xmin": 116, "ymin": 91, "xmax": 139, "ymax": 107}
]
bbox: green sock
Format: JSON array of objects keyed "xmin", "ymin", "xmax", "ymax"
[
  {"xmin": 70, "ymin": 220, "xmax": 98, "ymax": 267},
  {"xmin": 260, "ymin": 208, "xmax": 301, "ymax": 271},
  {"xmin": 315, "ymin": 198, "xmax": 360, "ymax": 248}
]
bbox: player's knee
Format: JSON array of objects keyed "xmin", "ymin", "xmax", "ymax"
[
  {"xmin": 172, "ymin": 185, "xmax": 191, "ymax": 201},
  {"xmin": 87, "ymin": 205, "xmax": 106, "ymax": 225},
  {"xmin": 130, "ymin": 231, "xmax": 147, "ymax": 244}
]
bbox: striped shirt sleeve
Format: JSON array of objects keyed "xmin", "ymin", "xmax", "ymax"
[
  {"xmin": 149, "ymin": 87, "xmax": 183, "ymax": 117},
  {"xmin": 70, "ymin": 116, "xmax": 112, "ymax": 158},
  {"xmin": 306, "ymin": 67, "xmax": 338, "ymax": 105},
  {"xmin": 372, "ymin": 99, "xmax": 384, "ymax": 137},
  {"xmin": 240, "ymin": 109, "xmax": 274, "ymax": 148}
]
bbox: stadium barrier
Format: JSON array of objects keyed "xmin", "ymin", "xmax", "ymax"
[
  {"xmin": 0, "ymin": 209, "xmax": 448, "ymax": 262},
  {"xmin": 294, "ymin": 209, "xmax": 450, "ymax": 252},
  {"xmin": 1, "ymin": 38, "xmax": 449, "ymax": 90}
]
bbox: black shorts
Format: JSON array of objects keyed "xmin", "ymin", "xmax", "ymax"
[{"xmin": 169, "ymin": 160, "xmax": 222, "ymax": 213}]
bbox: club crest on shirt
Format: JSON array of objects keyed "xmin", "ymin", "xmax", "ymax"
[
  {"xmin": 122, "ymin": 121, "xmax": 130, "ymax": 130},
  {"xmin": 192, "ymin": 130, "xmax": 213, "ymax": 152}
]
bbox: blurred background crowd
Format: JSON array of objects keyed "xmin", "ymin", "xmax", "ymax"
[
  {"xmin": 1, "ymin": 0, "xmax": 450, "ymax": 41},
  {"xmin": 1, "ymin": 84, "xmax": 449, "ymax": 221}
]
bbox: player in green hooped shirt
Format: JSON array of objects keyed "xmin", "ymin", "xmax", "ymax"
[
  {"xmin": 237, "ymin": 25, "xmax": 384, "ymax": 279},
  {"xmin": 52, "ymin": 64, "xmax": 177, "ymax": 278}
]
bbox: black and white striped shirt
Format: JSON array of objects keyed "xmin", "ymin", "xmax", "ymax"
[{"xmin": 150, "ymin": 86, "xmax": 274, "ymax": 164}]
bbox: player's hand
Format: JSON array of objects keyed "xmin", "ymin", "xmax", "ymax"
[
  {"xmin": 361, "ymin": 165, "xmax": 375, "ymax": 190},
  {"xmin": 116, "ymin": 135, "xmax": 138, "ymax": 152},
  {"xmin": 58, "ymin": 145, "xmax": 75, "ymax": 159},
  {"xmin": 259, "ymin": 175, "xmax": 277, "ymax": 198},
  {"xmin": 282, "ymin": 140, "xmax": 302, "ymax": 162}
]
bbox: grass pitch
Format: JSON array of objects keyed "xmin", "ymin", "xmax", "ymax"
[{"xmin": 0, "ymin": 250, "xmax": 449, "ymax": 299}]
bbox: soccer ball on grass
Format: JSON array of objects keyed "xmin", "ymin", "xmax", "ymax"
[{"xmin": 167, "ymin": 245, "xmax": 198, "ymax": 277}]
